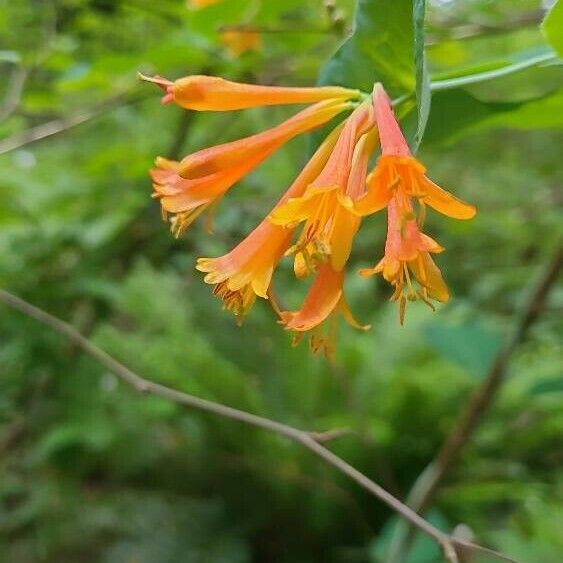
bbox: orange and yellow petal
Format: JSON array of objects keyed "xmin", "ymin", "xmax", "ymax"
[
  {"xmin": 179, "ymin": 98, "xmax": 352, "ymax": 179},
  {"xmin": 310, "ymin": 101, "xmax": 374, "ymax": 190},
  {"xmin": 329, "ymin": 201, "xmax": 361, "ymax": 271},
  {"xmin": 409, "ymin": 252, "xmax": 449, "ymax": 303},
  {"xmin": 280, "ymin": 265, "xmax": 344, "ymax": 332},
  {"xmin": 270, "ymin": 186, "xmax": 340, "ymax": 228},
  {"xmin": 280, "ymin": 265, "xmax": 368, "ymax": 358},
  {"xmin": 419, "ymin": 176, "xmax": 476, "ymax": 220},
  {"xmin": 372, "ymin": 83, "xmax": 412, "ymax": 157}
]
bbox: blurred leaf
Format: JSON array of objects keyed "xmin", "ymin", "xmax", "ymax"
[
  {"xmin": 529, "ymin": 378, "xmax": 563, "ymax": 395},
  {"xmin": 424, "ymin": 322, "xmax": 502, "ymax": 378},
  {"xmin": 431, "ymin": 46, "xmax": 556, "ymax": 85},
  {"xmin": 542, "ymin": 0, "xmax": 563, "ymax": 57},
  {"xmin": 424, "ymin": 88, "xmax": 563, "ymax": 145},
  {"xmin": 370, "ymin": 510, "xmax": 448, "ymax": 563},
  {"xmin": 101, "ymin": 496, "xmax": 249, "ymax": 563},
  {"xmin": 319, "ymin": 0, "xmax": 429, "ymax": 149}
]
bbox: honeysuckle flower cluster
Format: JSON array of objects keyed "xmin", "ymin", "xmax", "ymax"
[{"xmin": 141, "ymin": 74, "xmax": 476, "ymax": 358}]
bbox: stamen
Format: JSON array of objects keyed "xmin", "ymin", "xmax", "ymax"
[
  {"xmin": 416, "ymin": 254, "xmax": 428, "ymax": 284},
  {"xmin": 417, "ymin": 200, "xmax": 426, "ymax": 227},
  {"xmin": 403, "ymin": 263, "xmax": 417, "ymax": 300},
  {"xmin": 399, "ymin": 295, "xmax": 406, "ymax": 325}
]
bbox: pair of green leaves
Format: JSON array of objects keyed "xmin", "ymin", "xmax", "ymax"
[{"xmin": 319, "ymin": 0, "xmax": 562, "ymax": 150}]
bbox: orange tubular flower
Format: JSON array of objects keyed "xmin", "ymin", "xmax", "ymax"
[
  {"xmin": 139, "ymin": 73, "xmax": 360, "ymax": 111},
  {"xmin": 195, "ymin": 126, "xmax": 343, "ymax": 321},
  {"xmin": 144, "ymin": 69, "xmax": 476, "ymax": 355},
  {"xmin": 179, "ymin": 98, "xmax": 351, "ymax": 179},
  {"xmin": 269, "ymin": 101, "xmax": 376, "ymax": 277},
  {"xmin": 360, "ymin": 195, "xmax": 448, "ymax": 324},
  {"xmin": 355, "ymin": 83, "xmax": 476, "ymax": 221},
  {"xmin": 355, "ymin": 82, "xmax": 477, "ymax": 323},
  {"xmin": 280, "ymin": 264, "xmax": 369, "ymax": 359},
  {"xmin": 151, "ymin": 99, "xmax": 352, "ymax": 236}
]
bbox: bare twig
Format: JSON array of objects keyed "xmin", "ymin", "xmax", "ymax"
[
  {"xmin": 0, "ymin": 288, "xmax": 518, "ymax": 563},
  {"xmin": 386, "ymin": 245, "xmax": 562, "ymax": 563},
  {"xmin": 426, "ymin": 9, "xmax": 544, "ymax": 45},
  {"xmin": 219, "ymin": 9, "xmax": 543, "ymax": 44},
  {"xmin": 309, "ymin": 427, "xmax": 353, "ymax": 444},
  {"xmin": 0, "ymin": 91, "xmax": 149, "ymax": 156},
  {"xmin": 218, "ymin": 24, "xmax": 335, "ymax": 35}
]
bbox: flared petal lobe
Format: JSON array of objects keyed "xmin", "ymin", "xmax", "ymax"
[
  {"xmin": 355, "ymin": 155, "xmax": 476, "ymax": 220},
  {"xmin": 280, "ymin": 265, "xmax": 369, "ymax": 359},
  {"xmin": 355, "ymin": 84, "xmax": 476, "ymax": 221},
  {"xmin": 281, "ymin": 265, "xmax": 344, "ymax": 332},
  {"xmin": 140, "ymin": 73, "xmax": 360, "ymax": 111}
]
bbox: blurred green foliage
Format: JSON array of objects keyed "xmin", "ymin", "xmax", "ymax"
[{"xmin": 0, "ymin": 1, "xmax": 562, "ymax": 562}]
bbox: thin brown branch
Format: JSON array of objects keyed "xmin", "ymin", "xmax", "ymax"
[
  {"xmin": 386, "ymin": 244, "xmax": 562, "ymax": 563},
  {"xmin": 218, "ymin": 24, "xmax": 335, "ymax": 35},
  {"xmin": 0, "ymin": 288, "xmax": 517, "ymax": 563},
  {"xmin": 309, "ymin": 427, "xmax": 353, "ymax": 444},
  {"xmin": 426, "ymin": 9, "xmax": 544, "ymax": 45},
  {"xmin": 0, "ymin": 91, "xmax": 149, "ymax": 156},
  {"xmin": 219, "ymin": 9, "xmax": 543, "ymax": 44}
]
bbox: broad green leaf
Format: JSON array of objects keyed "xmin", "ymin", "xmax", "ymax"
[
  {"xmin": 424, "ymin": 88, "xmax": 563, "ymax": 145},
  {"xmin": 319, "ymin": 0, "xmax": 430, "ymax": 151},
  {"xmin": 430, "ymin": 47, "xmax": 557, "ymax": 92},
  {"xmin": 424, "ymin": 322, "xmax": 502, "ymax": 379},
  {"xmin": 424, "ymin": 47, "xmax": 561, "ymax": 145},
  {"xmin": 542, "ymin": 0, "xmax": 563, "ymax": 57},
  {"xmin": 431, "ymin": 46, "xmax": 556, "ymax": 83}
]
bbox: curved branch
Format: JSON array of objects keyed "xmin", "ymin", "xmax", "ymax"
[
  {"xmin": 0, "ymin": 288, "xmax": 519, "ymax": 563},
  {"xmin": 386, "ymin": 244, "xmax": 562, "ymax": 563},
  {"xmin": 0, "ymin": 91, "xmax": 150, "ymax": 156}
]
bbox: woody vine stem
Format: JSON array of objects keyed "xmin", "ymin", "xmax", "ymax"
[{"xmin": 0, "ymin": 288, "xmax": 520, "ymax": 563}]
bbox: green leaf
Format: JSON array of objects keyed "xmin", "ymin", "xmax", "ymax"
[
  {"xmin": 430, "ymin": 47, "xmax": 557, "ymax": 92},
  {"xmin": 542, "ymin": 0, "xmax": 563, "ymax": 57},
  {"xmin": 319, "ymin": 0, "xmax": 429, "ymax": 151},
  {"xmin": 424, "ymin": 322, "xmax": 502, "ymax": 379},
  {"xmin": 529, "ymin": 378, "xmax": 563, "ymax": 395},
  {"xmin": 424, "ymin": 88, "xmax": 563, "ymax": 145}
]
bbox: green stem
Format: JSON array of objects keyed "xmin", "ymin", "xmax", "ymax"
[{"xmin": 430, "ymin": 51, "xmax": 557, "ymax": 91}]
